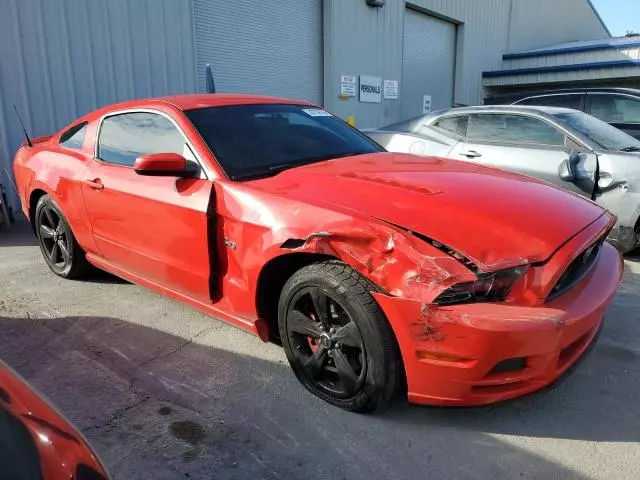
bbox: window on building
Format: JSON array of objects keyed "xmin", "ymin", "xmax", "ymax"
[
  {"xmin": 59, "ymin": 122, "xmax": 88, "ymax": 150},
  {"xmin": 589, "ymin": 94, "xmax": 640, "ymax": 123},
  {"xmin": 517, "ymin": 94, "xmax": 584, "ymax": 111},
  {"xmin": 97, "ymin": 112, "xmax": 186, "ymax": 166},
  {"xmin": 432, "ymin": 115, "xmax": 468, "ymax": 137},
  {"xmin": 467, "ymin": 114, "xmax": 565, "ymax": 146}
]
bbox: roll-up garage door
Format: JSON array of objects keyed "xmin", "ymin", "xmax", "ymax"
[
  {"xmin": 401, "ymin": 8, "xmax": 456, "ymax": 119},
  {"xmin": 192, "ymin": 0, "xmax": 322, "ymax": 104}
]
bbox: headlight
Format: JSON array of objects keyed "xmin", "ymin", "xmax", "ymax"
[{"xmin": 434, "ymin": 266, "xmax": 528, "ymax": 306}]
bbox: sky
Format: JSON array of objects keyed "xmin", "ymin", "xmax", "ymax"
[{"xmin": 590, "ymin": 0, "xmax": 640, "ymax": 36}]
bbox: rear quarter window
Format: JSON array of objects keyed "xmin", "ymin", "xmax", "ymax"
[{"xmin": 59, "ymin": 122, "xmax": 88, "ymax": 150}]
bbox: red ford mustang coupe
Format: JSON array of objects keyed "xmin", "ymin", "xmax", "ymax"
[{"xmin": 14, "ymin": 94, "xmax": 623, "ymax": 412}]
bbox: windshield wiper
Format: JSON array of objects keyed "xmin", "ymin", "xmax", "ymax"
[{"xmin": 620, "ymin": 146, "xmax": 640, "ymax": 152}]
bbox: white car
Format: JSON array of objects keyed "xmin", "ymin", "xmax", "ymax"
[{"xmin": 366, "ymin": 105, "xmax": 640, "ymax": 253}]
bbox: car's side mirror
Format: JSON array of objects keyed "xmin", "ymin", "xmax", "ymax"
[
  {"xmin": 558, "ymin": 151, "xmax": 581, "ymax": 182},
  {"xmin": 133, "ymin": 153, "xmax": 197, "ymax": 178}
]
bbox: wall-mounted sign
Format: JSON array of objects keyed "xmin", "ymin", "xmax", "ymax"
[
  {"xmin": 359, "ymin": 75, "xmax": 382, "ymax": 103},
  {"xmin": 383, "ymin": 80, "xmax": 398, "ymax": 100},
  {"xmin": 340, "ymin": 75, "xmax": 357, "ymax": 97},
  {"xmin": 422, "ymin": 95, "xmax": 432, "ymax": 114}
]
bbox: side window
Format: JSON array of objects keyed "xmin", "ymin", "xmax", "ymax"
[
  {"xmin": 467, "ymin": 114, "xmax": 565, "ymax": 146},
  {"xmin": 59, "ymin": 122, "xmax": 88, "ymax": 150},
  {"xmin": 517, "ymin": 94, "xmax": 583, "ymax": 111},
  {"xmin": 432, "ymin": 116, "xmax": 468, "ymax": 137},
  {"xmin": 589, "ymin": 94, "xmax": 640, "ymax": 123},
  {"xmin": 97, "ymin": 112, "xmax": 186, "ymax": 166}
]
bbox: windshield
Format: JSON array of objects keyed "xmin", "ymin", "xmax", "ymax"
[
  {"xmin": 553, "ymin": 111, "xmax": 640, "ymax": 151},
  {"xmin": 184, "ymin": 104, "xmax": 384, "ymax": 180}
]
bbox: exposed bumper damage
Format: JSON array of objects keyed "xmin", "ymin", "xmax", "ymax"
[
  {"xmin": 282, "ymin": 213, "xmax": 622, "ymax": 406},
  {"xmin": 607, "ymin": 224, "xmax": 638, "ymax": 253},
  {"xmin": 372, "ymin": 241, "xmax": 622, "ymax": 405}
]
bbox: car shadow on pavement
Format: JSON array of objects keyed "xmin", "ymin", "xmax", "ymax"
[
  {"xmin": 0, "ymin": 313, "xmax": 637, "ymax": 479},
  {"xmin": 81, "ymin": 268, "xmax": 130, "ymax": 285}
]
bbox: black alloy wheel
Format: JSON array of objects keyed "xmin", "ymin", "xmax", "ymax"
[
  {"xmin": 286, "ymin": 286, "xmax": 366, "ymax": 398},
  {"xmin": 278, "ymin": 260, "xmax": 401, "ymax": 412},
  {"xmin": 35, "ymin": 195, "xmax": 87, "ymax": 278}
]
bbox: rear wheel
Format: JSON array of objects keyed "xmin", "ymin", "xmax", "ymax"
[
  {"xmin": 35, "ymin": 195, "xmax": 88, "ymax": 279},
  {"xmin": 278, "ymin": 260, "xmax": 401, "ymax": 412}
]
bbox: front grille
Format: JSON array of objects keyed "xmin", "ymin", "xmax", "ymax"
[{"xmin": 547, "ymin": 239, "xmax": 603, "ymax": 301}]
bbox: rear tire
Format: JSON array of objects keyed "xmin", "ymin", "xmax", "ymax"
[
  {"xmin": 35, "ymin": 195, "xmax": 88, "ymax": 279},
  {"xmin": 278, "ymin": 260, "xmax": 402, "ymax": 413}
]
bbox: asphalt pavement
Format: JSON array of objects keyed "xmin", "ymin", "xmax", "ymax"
[{"xmin": 1, "ymin": 219, "xmax": 639, "ymax": 480}]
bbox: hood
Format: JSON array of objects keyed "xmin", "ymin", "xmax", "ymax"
[{"xmin": 248, "ymin": 153, "xmax": 607, "ymax": 269}]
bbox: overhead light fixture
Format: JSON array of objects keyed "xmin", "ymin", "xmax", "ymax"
[{"xmin": 366, "ymin": 0, "xmax": 385, "ymax": 7}]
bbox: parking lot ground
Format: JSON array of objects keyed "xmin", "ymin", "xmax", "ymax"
[{"xmin": 1, "ymin": 219, "xmax": 639, "ymax": 480}]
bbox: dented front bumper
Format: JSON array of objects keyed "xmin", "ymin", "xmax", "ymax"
[{"xmin": 372, "ymin": 241, "xmax": 624, "ymax": 406}]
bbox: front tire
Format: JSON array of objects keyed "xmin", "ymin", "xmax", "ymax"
[
  {"xmin": 278, "ymin": 260, "xmax": 402, "ymax": 413},
  {"xmin": 35, "ymin": 195, "xmax": 88, "ymax": 279}
]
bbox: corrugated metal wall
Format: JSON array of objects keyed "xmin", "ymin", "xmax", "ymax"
[
  {"xmin": 484, "ymin": 66, "xmax": 640, "ymax": 90},
  {"xmin": 323, "ymin": 0, "xmax": 405, "ymax": 129},
  {"xmin": 503, "ymin": 47, "xmax": 640, "ymax": 72},
  {"xmin": 324, "ymin": 0, "xmax": 609, "ymax": 127},
  {"xmin": 0, "ymin": 0, "xmax": 197, "ymax": 211},
  {"xmin": 484, "ymin": 44, "xmax": 640, "ymax": 89},
  {"xmin": 508, "ymin": 0, "xmax": 609, "ymax": 52},
  {"xmin": 401, "ymin": 8, "xmax": 456, "ymax": 117},
  {"xmin": 408, "ymin": 0, "xmax": 513, "ymax": 107},
  {"xmin": 192, "ymin": 0, "xmax": 323, "ymax": 103}
]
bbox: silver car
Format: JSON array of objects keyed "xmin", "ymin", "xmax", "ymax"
[{"xmin": 366, "ymin": 105, "xmax": 640, "ymax": 252}]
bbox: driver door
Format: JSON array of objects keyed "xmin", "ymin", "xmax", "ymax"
[
  {"xmin": 81, "ymin": 111, "xmax": 213, "ymax": 302},
  {"xmin": 448, "ymin": 112, "xmax": 597, "ymax": 198}
]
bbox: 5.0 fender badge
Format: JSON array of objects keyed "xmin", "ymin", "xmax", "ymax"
[{"xmin": 224, "ymin": 238, "xmax": 236, "ymax": 250}]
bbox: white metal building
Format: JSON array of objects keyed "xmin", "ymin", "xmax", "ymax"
[
  {"xmin": 483, "ymin": 35, "xmax": 640, "ymax": 97},
  {"xmin": 0, "ymin": 0, "xmax": 611, "ymax": 212}
]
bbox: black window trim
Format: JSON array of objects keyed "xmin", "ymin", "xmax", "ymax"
[
  {"xmin": 58, "ymin": 121, "xmax": 88, "ymax": 150},
  {"xmin": 464, "ymin": 111, "xmax": 577, "ymax": 150},
  {"xmin": 94, "ymin": 108, "xmax": 212, "ymax": 179}
]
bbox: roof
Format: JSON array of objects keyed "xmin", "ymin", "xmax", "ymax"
[
  {"xmin": 503, "ymin": 35, "xmax": 640, "ymax": 60},
  {"xmin": 81, "ymin": 93, "xmax": 315, "ymax": 120},
  {"xmin": 483, "ymin": 60, "xmax": 640, "ymax": 79},
  {"xmin": 444, "ymin": 105, "xmax": 577, "ymax": 115},
  {"xmin": 486, "ymin": 87, "xmax": 640, "ymax": 102},
  {"xmin": 157, "ymin": 93, "xmax": 314, "ymax": 110}
]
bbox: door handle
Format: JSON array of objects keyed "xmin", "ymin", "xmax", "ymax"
[
  {"xmin": 84, "ymin": 178, "xmax": 104, "ymax": 190},
  {"xmin": 460, "ymin": 150, "xmax": 482, "ymax": 158}
]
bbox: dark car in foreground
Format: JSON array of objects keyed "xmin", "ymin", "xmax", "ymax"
[
  {"xmin": 485, "ymin": 87, "xmax": 640, "ymax": 140},
  {"xmin": 366, "ymin": 105, "xmax": 640, "ymax": 252},
  {"xmin": 13, "ymin": 94, "xmax": 623, "ymax": 412}
]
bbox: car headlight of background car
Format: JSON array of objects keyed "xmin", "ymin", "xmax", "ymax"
[{"xmin": 434, "ymin": 266, "xmax": 528, "ymax": 306}]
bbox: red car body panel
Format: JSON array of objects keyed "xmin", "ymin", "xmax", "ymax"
[
  {"xmin": 13, "ymin": 94, "xmax": 623, "ymax": 406},
  {"xmin": 0, "ymin": 360, "xmax": 110, "ymax": 479}
]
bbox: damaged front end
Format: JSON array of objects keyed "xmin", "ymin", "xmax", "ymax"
[
  {"xmin": 278, "ymin": 219, "xmax": 479, "ymax": 304},
  {"xmin": 280, "ymin": 211, "xmax": 621, "ymax": 406}
]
